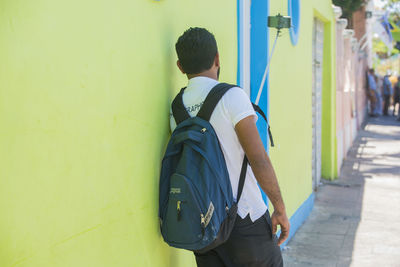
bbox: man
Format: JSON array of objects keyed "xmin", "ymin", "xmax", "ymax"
[
  {"xmin": 393, "ymin": 76, "xmax": 400, "ymax": 117},
  {"xmin": 383, "ymin": 71, "xmax": 393, "ymax": 116},
  {"xmin": 171, "ymin": 27, "xmax": 289, "ymax": 266},
  {"xmin": 367, "ymin": 69, "xmax": 382, "ymax": 116},
  {"xmin": 367, "ymin": 69, "xmax": 377, "ymax": 116}
]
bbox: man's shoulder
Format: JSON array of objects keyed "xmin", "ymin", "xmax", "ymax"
[
  {"xmin": 220, "ymin": 84, "xmax": 247, "ymax": 97},
  {"xmin": 204, "ymin": 83, "xmax": 249, "ymax": 106},
  {"xmin": 221, "ymin": 86, "xmax": 252, "ymax": 106}
]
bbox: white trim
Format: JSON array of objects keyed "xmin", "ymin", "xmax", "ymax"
[{"xmin": 238, "ymin": 0, "xmax": 251, "ymax": 96}]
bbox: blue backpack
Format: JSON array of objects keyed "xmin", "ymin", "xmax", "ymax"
[{"xmin": 159, "ymin": 83, "xmax": 273, "ymax": 253}]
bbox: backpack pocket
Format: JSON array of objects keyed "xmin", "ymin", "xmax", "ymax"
[{"xmin": 162, "ymin": 173, "xmax": 211, "ymax": 246}]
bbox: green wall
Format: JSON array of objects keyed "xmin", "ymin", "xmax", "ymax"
[
  {"xmin": 0, "ymin": 1, "xmax": 237, "ymax": 266},
  {"xmin": 268, "ymin": 0, "xmax": 336, "ymax": 217}
]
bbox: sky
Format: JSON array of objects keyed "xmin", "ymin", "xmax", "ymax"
[{"xmin": 374, "ymin": 0, "xmax": 386, "ymax": 8}]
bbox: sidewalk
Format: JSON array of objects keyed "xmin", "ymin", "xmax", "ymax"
[{"xmin": 282, "ymin": 116, "xmax": 400, "ymax": 267}]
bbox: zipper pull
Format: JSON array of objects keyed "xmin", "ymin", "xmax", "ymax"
[
  {"xmin": 200, "ymin": 214, "xmax": 205, "ymax": 236},
  {"xmin": 177, "ymin": 201, "xmax": 181, "ymax": 221}
]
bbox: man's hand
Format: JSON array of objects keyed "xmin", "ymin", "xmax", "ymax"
[{"xmin": 271, "ymin": 210, "xmax": 290, "ymax": 246}]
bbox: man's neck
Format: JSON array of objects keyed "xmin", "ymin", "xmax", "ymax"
[{"xmin": 187, "ymin": 70, "xmax": 218, "ymax": 81}]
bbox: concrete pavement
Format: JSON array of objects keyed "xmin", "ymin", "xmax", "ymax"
[{"xmin": 282, "ymin": 116, "xmax": 400, "ymax": 267}]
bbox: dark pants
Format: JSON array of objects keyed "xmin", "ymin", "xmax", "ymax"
[
  {"xmin": 194, "ymin": 212, "xmax": 283, "ymax": 267},
  {"xmin": 393, "ymin": 94, "xmax": 399, "ymax": 116},
  {"xmin": 383, "ymin": 95, "xmax": 391, "ymax": 115}
]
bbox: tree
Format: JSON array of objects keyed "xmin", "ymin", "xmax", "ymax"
[
  {"xmin": 384, "ymin": 0, "xmax": 400, "ymax": 24},
  {"xmin": 332, "ymin": 0, "xmax": 367, "ymax": 24},
  {"xmin": 373, "ymin": 37, "xmax": 400, "ymax": 59},
  {"xmin": 385, "ymin": 0, "xmax": 400, "ymax": 9}
]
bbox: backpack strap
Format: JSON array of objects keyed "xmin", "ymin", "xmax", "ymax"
[
  {"xmin": 252, "ymin": 103, "xmax": 275, "ymax": 147},
  {"xmin": 171, "ymin": 87, "xmax": 190, "ymax": 125},
  {"xmin": 197, "ymin": 83, "xmax": 236, "ymax": 121},
  {"xmin": 171, "ymin": 83, "xmax": 236, "ymax": 124},
  {"xmin": 196, "ymin": 82, "xmax": 249, "ymax": 202},
  {"xmin": 236, "ymin": 156, "xmax": 248, "ymax": 203}
]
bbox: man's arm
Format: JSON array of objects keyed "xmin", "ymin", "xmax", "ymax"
[{"xmin": 235, "ymin": 116, "xmax": 290, "ymax": 246}]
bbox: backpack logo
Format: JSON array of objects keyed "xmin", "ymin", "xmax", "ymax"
[{"xmin": 170, "ymin": 188, "xmax": 181, "ymax": 194}]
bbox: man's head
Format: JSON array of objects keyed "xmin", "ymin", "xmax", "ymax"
[
  {"xmin": 369, "ymin": 68, "xmax": 375, "ymax": 75},
  {"xmin": 175, "ymin": 27, "xmax": 220, "ymax": 79}
]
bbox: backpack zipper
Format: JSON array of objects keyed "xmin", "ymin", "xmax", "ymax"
[
  {"xmin": 182, "ymin": 176, "xmax": 208, "ymax": 236},
  {"xmin": 200, "ymin": 214, "xmax": 206, "ymax": 236}
]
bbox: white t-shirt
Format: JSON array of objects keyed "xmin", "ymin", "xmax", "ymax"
[{"xmin": 170, "ymin": 76, "xmax": 267, "ymax": 222}]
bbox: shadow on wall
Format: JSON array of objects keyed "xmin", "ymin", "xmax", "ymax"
[
  {"xmin": 159, "ymin": 27, "xmax": 197, "ymax": 267},
  {"xmin": 153, "ymin": 25, "xmax": 176, "ymax": 226},
  {"xmin": 160, "ymin": 26, "xmax": 177, "ymax": 150}
]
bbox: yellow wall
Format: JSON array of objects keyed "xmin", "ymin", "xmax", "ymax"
[
  {"xmin": 268, "ymin": 0, "xmax": 336, "ymax": 217},
  {"xmin": 0, "ymin": 1, "xmax": 237, "ymax": 266}
]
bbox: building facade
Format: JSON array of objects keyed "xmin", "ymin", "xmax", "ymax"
[
  {"xmin": 334, "ymin": 4, "xmax": 370, "ymax": 174},
  {"xmin": 0, "ymin": 0, "xmax": 340, "ymax": 266}
]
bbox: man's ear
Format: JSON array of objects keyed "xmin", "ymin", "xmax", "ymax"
[
  {"xmin": 177, "ymin": 60, "xmax": 186, "ymax": 74},
  {"xmin": 214, "ymin": 53, "xmax": 220, "ymax": 68}
]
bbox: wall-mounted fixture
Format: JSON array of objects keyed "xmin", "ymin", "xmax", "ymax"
[{"xmin": 332, "ymin": 5, "xmax": 342, "ymax": 19}]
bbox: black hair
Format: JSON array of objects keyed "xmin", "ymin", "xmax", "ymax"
[{"xmin": 175, "ymin": 27, "xmax": 218, "ymax": 75}]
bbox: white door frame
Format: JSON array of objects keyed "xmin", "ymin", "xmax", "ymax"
[{"xmin": 238, "ymin": 0, "xmax": 251, "ymax": 96}]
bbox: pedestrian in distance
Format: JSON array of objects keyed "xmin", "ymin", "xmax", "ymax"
[
  {"xmin": 167, "ymin": 27, "xmax": 289, "ymax": 267},
  {"xmin": 367, "ymin": 69, "xmax": 382, "ymax": 116},
  {"xmin": 375, "ymin": 73, "xmax": 383, "ymax": 116},
  {"xmin": 367, "ymin": 69, "xmax": 377, "ymax": 116},
  {"xmin": 383, "ymin": 71, "xmax": 393, "ymax": 116},
  {"xmin": 393, "ymin": 76, "xmax": 400, "ymax": 117}
]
